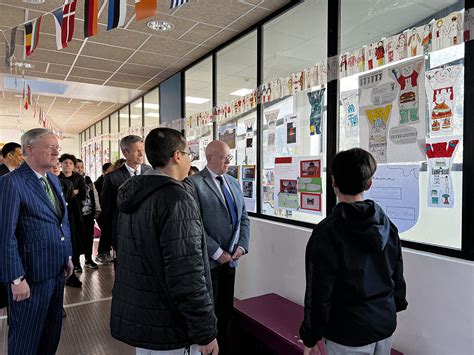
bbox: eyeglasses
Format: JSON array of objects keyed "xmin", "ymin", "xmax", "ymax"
[
  {"xmin": 44, "ymin": 145, "xmax": 62, "ymax": 152},
  {"xmin": 178, "ymin": 150, "xmax": 196, "ymax": 162},
  {"xmin": 219, "ymin": 154, "xmax": 233, "ymax": 162}
]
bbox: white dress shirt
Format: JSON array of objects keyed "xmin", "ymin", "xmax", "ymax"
[{"xmin": 125, "ymin": 163, "xmax": 141, "ymax": 177}]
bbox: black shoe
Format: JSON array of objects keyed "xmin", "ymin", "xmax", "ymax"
[
  {"xmin": 84, "ymin": 260, "xmax": 98, "ymax": 269},
  {"xmin": 62, "ymin": 308, "xmax": 67, "ymax": 318},
  {"xmin": 95, "ymin": 253, "xmax": 111, "ymax": 264},
  {"xmin": 74, "ymin": 265, "xmax": 82, "ymax": 273},
  {"xmin": 65, "ymin": 274, "xmax": 82, "ymax": 288}
]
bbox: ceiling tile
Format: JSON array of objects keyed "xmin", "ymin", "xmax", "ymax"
[
  {"xmin": 87, "ymin": 27, "xmax": 150, "ymax": 49},
  {"xmin": 0, "ymin": 4, "xmax": 25, "ymax": 28},
  {"xmin": 0, "ymin": 27, "xmax": 24, "ymax": 45},
  {"xmin": 179, "ymin": 23, "xmax": 224, "ymax": 44},
  {"xmin": 74, "ymin": 55, "xmax": 123, "ymax": 72},
  {"xmin": 184, "ymin": 45, "xmax": 212, "ymax": 62},
  {"xmin": 28, "ymin": 49, "xmax": 77, "ymax": 66},
  {"xmin": 118, "ymin": 63, "xmax": 163, "ymax": 77},
  {"xmin": 141, "ymin": 36, "xmax": 196, "ymax": 57},
  {"xmin": 21, "ymin": 60, "xmax": 49, "ymax": 73},
  {"xmin": 104, "ymin": 81, "xmax": 140, "ymax": 89},
  {"xmin": 128, "ymin": 51, "xmax": 180, "ymax": 68},
  {"xmin": 67, "ymin": 76, "xmax": 106, "ymax": 85},
  {"xmin": 260, "ymin": 0, "xmax": 292, "ymax": 11},
  {"xmin": 69, "ymin": 67, "xmax": 114, "ymax": 80},
  {"xmin": 201, "ymin": 29, "xmax": 237, "ymax": 48},
  {"xmin": 81, "ymin": 42, "xmax": 134, "ymax": 61},
  {"xmin": 37, "ymin": 34, "xmax": 83, "ymax": 54},
  {"xmin": 175, "ymin": 0, "xmax": 253, "ymax": 27},
  {"xmin": 47, "ymin": 63, "xmax": 71, "ymax": 76},
  {"xmin": 228, "ymin": 7, "xmax": 272, "ymax": 32},
  {"xmin": 127, "ymin": 13, "xmax": 197, "ymax": 40},
  {"xmin": 108, "ymin": 73, "xmax": 149, "ymax": 84}
]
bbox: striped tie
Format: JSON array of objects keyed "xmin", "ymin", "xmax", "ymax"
[{"xmin": 40, "ymin": 176, "xmax": 58, "ymax": 210}]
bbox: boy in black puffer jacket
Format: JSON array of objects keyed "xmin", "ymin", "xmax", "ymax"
[{"xmin": 300, "ymin": 148, "xmax": 407, "ymax": 355}]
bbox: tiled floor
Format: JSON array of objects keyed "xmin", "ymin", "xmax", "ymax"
[{"xmin": 0, "ymin": 242, "xmax": 135, "ymax": 355}]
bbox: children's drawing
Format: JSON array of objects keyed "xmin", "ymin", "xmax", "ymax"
[
  {"xmin": 375, "ymin": 40, "xmax": 385, "ymax": 67},
  {"xmin": 425, "ymin": 64, "xmax": 462, "ymax": 135},
  {"xmin": 432, "ymin": 18, "xmax": 447, "ymax": 51},
  {"xmin": 407, "ymin": 28, "xmax": 422, "ymax": 57},
  {"xmin": 426, "ymin": 139, "xmax": 459, "ymax": 208},
  {"xmin": 341, "ymin": 90, "xmax": 359, "ymax": 137},
  {"xmin": 307, "ymin": 88, "xmax": 325, "ymax": 135},
  {"xmin": 446, "ymin": 13, "xmax": 462, "ymax": 46},
  {"xmin": 396, "ymin": 32, "xmax": 407, "ymax": 60},
  {"xmin": 421, "ymin": 22, "xmax": 433, "ymax": 54},
  {"xmin": 391, "ymin": 59, "xmax": 423, "ymax": 125},
  {"xmin": 364, "ymin": 104, "xmax": 393, "ymax": 163}
]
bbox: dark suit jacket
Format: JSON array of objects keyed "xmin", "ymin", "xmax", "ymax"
[
  {"xmin": 0, "ymin": 163, "xmax": 11, "ymax": 176},
  {"xmin": 189, "ymin": 167, "xmax": 250, "ymax": 269},
  {"xmin": 0, "ymin": 162, "xmax": 72, "ymax": 284},
  {"xmin": 100, "ymin": 164, "xmax": 151, "ymax": 250},
  {"xmin": 94, "ymin": 175, "xmax": 104, "ymax": 197}
]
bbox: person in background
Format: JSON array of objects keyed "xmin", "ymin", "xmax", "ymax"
[
  {"xmin": 0, "ymin": 128, "xmax": 73, "ymax": 354},
  {"xmin": 0, "ymin": 148, "xmax": 3, "ymax": 165},
  {"xmin": 94, "ymin": 162, "xmax": 113, "ymax": 197},
  {"xmin": 112, "ymin": 158, "xmax": 126, "ymax": 171},
  {"xmin": 96, "ymin": 136, "xmax": 151, "ymax": 264},
  {"xmin": 111, "ymin": 128, "xmax": 218, "ymax": 355},
  {"xmin": 188, "ymin": 166, "xmax": 200, "ymax": 176},
  {"xmin": 189, "ymin": 140, "xmax": 250, "ymax": 355},
  {"xmin": 75, "ymin": 159, "xmax": 101, "ymax": 271},
  {"xmin": 300, "ymin": 148, "xmax": 407, "ymax": 355},
  {"xmin": 0, "ymin": 142, "xmax": 24, "ymax": 175},
  {"xmin": 59, "ymin": 153, "xmax": 87, "ymax": 286}
]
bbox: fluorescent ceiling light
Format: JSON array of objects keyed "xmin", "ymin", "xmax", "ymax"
[
  {"xmin": 135, "ymin": 103, "xmax": 159, "ymax": 109},
  {"xmin": 147, "ymin": 20, "xmax": 174, "ymax": 32},
  {"xmin": 229, "ymin": 88, "xmax": 253, "ymax": 96},
  {"xmin": 186, "ymin": 96, "xmax": 210, "ymax": 104},
  {"xmin": 146, "ymin": 113, "xmax": 160, "ymax": 118}
]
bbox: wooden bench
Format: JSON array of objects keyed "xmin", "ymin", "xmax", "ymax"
[{"xmin": 231, "ymin": 293, "xmax": 403, "ymax": 355}]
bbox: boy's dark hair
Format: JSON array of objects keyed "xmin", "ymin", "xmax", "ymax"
[
  {"xmin": 145, "ymin": 128, "xmax": 186, "ymax": 168},
  {"xmin": 59, "ymin": 153, "xmax": 78, "ymax": 166},
  {"xmin": 2, "ymin": 142, "xmax": 21, "ymax": 158},
  {"xmin": 102, "ymin": 162, "xmax": 112, "ymax": 172},
  {"xmin": 76, "ymin": 159, "xmax": 83, "ymax": 164},
  {"xmin": 331, "ymin": 148, "xmax": 376, "ymax": 195}
]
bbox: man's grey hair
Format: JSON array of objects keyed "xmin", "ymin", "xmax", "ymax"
[
  {"xmin": 21, "ymin": 128, "xmax": 55, "ymax": 156},
  {"xmin": 120, "ymin": 135, "xmax": 143, "ymax": 153}
]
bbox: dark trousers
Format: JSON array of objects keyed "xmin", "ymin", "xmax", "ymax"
[
  {"xmin": 7, "ymin": 273, "xmax": 65, "ymax": 355},
  {"xmin": 211, "ymin": 263, "xmax": 236, "ymax": 355},
  {"xmin": 97, "ymin": 216, "xmax": 111, "ymax": 255},
  {"xmin": 82, "ymin": 214, "xmax": 95, "ymax": 262}
]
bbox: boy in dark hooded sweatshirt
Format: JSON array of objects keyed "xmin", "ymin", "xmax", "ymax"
[{"xmin": 300, "ymin": 148, "xmax": 408, "ymax": 355}]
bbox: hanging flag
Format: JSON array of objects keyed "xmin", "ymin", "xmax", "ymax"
[
  {"xmin": 52, "ymin": 1, "xmax": 77, "ymax": 50},
  {"xmin": 170, "ymin": 0, "xmax": 189, "ymax": 9},
  {"xmin": 24, "ymin": 17, "xmax": 42, "ymax": 56},
  {"xmin": 84, "ymin": 0, "xmax": 99, "ymax": 38},
  {"xmin": 107, "ymin": 0, "xmax": 127, "ymax": 30},
  {"xmin": 5, "ymin": 26, "xmax": 17, "ymax": 67},
  {"xmin": 135, "ymin": 0, "xmax": 156, "ymax": 21},
  {"xmin": 52, "ymin": 8, "xmax": 64, "ymax": 49},
  {"xmin": 24, "ymin": 85, "xmax": 31, "ymax": 110}
]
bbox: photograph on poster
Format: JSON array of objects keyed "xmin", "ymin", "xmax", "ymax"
[
  {"xmin": 300, "ymin": 159, "xmax": 321, "ymax": 178},
  {"xmin": 287, "ymin": 122, "xmax": 297, "ymax": 144},
  {"xmin": 280, "ymin": 179, "xmax": 297, "ymax": 194},
  {"xmin": 188, "ymin": 139, "xmax": 200, "ymax": 161},
  {"xmin": 246, "ymin": 138, "xmax": 253, "ymax": 148},
  {"xmin": 242, "ymin": 165, "xmax": 255, "ymax": 180},
  {"xmin": 243, "ymin": 181, "xmax": 254, "ymax": 198},
  {"xmin": 297, "ymin": 177, "xmax": 322, "ymax": 193},
  {"xmin": 300, "ymin": 193, "xmax": 322, "ymax": 212},
  {"xmin": 278, "ymin": 193, "xmax": 299, "ymax": 209},
  {"xmin": 218, "ymin": 123, "xmax": 236, "ymax": 149},
  {"xmin": 227, "ymin": 165, "xmax": 239, "ymax": 180},
  {"xmin": 263, "ymin": 169, "xmax": 274, "ymax": 186}
]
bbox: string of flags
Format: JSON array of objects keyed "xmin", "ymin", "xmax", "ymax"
[{"xmin": 2, "ymin": 0, "xmax": 193, "ymax": 66}]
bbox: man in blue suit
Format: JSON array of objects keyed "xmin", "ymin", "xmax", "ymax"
[
  {"xmin": 190, "ymin": 140, "xmax": 250, "ymax": 355},
  {"xmin": 0, "ymin": 128, "xmax": 73, "ymax": 354}
]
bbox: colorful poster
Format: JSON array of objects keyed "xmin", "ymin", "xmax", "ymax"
[
  {"xmin": 426, "ymin": 139, "xmax": 459, "ymax": 208},
  {"xmin": 307, "ymin": 88, "xmax": 325, "ymax": 135},
  {"xmin": 341, "ymin": 90, "xmax": 359, "ymax": 137},
  {"xmin": 425, "ymin": 63, "xmax": 462, "ymax": 136},
  {"xmin": 188, "ymin": 139, "xmax": 200, "ymax": 161},
  {"xmin": 265, "ymin": 109, "xmax": 279, "ymax": 152},
  {"xmin": 218, "ymin": 123, "xmax": 236, "ymax": 149},
  {"xmin": 241, "ymin": 164, "xmax": 256, "ymax": 212},
  {"xmin": 284, "ymin": 113, "xmax": 299, "ymax": 146},
  {"xmin": 406, "ymin": 27, "xmax": 423, "ymax": 57},
  {"xmin": 227, "ymin": 165, "xmax": 239, "ymax": 180},
  {"xmin": 432, "ymin": 11, "xmax": 463, "ymax": 51},
  {"xmin": 300, "ymin": 193, "xmax": 321, "ymax": 212},
  {"xmin": 366, "ymin": 164, "xmax": 420, "ymax": 233},
  {"xmin": 245, "ymin": 118, "xmax": 254, "ymax": 148},
  {"xmin": 359, "ymin": 58, "xmax": 426, "ymax": 163}
]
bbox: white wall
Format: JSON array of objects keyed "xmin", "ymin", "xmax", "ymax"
[
  {"xmin": 0, "ymin": 129, "xmax": 80, "ymax": 157},
  {"xmin": 235, "ymin": 217, "xmax": 474, "ymax": 355}
]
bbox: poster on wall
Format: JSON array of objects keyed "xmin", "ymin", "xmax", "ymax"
[
  {"xmin": 365, "ymin": 164, "xmax": 420, "ymax": 233},
  {"xmin": 341, "ymin": 90, "xmax": 359, "ymax": 137},
  {"xmin": 273, "ymin": 156, "xmax": 323, "ymax": 214},
  {"xmin": 284, "ymin": 113, "xmax": 299, "ymax": 146},
  {"xmin": 426, "ymin": 139, "xmax": 460, "ymax": 208},
  {"xmin": 218, "ymin": 123, "xmax": 236, "ymax": 149},
  {"xmin": 241, "ymin": 165, "xmax": 256, "ymax": 212},
  {"xmin": 307, "ymin": 88, "xmax": 325, "ymax": 135},
  {"xmin": 265, "ymin": 109, "xmax": 279, "ymax": 152},
  {"xmin": 188, "ymin": 139, "xmax": 200, "ymax": 161},
  {"xmin": 359, "ymin": 57, "xmax": 426, "ymax": 163},
  {"xmin": 425, "ymin": 63, "xmax": 462, "ymax": 136},
  {"xmin": 432, "ymin": 11, "xmax": 463, "ymax": 51},
  {"xmin": 245, "ymin": 118, "xmax": 255, "ymax": 149}
]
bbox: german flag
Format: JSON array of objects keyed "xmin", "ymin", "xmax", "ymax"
[
  {"xmin": 135, "ymin": 0, "xmax": 156, "ymax": 21},
  {"xmin": 84, "ymin": 0, "xmax": 99, "ymax": 38},
  {"xmin": 24, "ymin": 17, "xmax": 42, "ymax": 57}
]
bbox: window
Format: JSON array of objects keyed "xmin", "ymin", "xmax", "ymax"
[
  {"xmin": 144, "ymin": 88, "xmax": 160, "ymax": 137},
  {"xmin": 261, "ymin": 0, "xmax": 328, "ymax": 223},
  {"xmin": 131, "ymin": 98, "xmax": 144, "ymax": 137},
  {"xmin": 110, "ymin": 112, "xmax": 120, "ymax": 163},
  {"xmin": 216, "ymin": 31, "xmax": 258, "ymax": 212},
  {"xmin": 102, "ymin": 117, "xmax": 111, "ymax": 164},
  {"xmin": 185, "ymin": 56, "xmax": 213, "ymax": 170},
  {"xmin": 339, "ymin": 0, "xmax": 465, "ymax": 249}
]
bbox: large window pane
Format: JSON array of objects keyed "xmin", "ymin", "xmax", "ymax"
[
  {"xmin": 131, "ymin": 98, "xmax": 144, "ymax": 137},
  {"xmin": 110, "ymin": 112, "xmax": 120, "ymax": 163},
  {"xmin": 144, "ymin": 88, "xmax": 160, "ymax": 137},
  {"xmin": 102, "ymin": 117, "xmax": 111, "ymax": 164},
  {"xmin": 119, "ymin": 106, "xmax": 130, "ymax": 134},
  {"xmin": 185, "ymin": 57, "xmax": 213, "ymax": 170},
  {"xmin": 216, "ymin": 31, "xmax": 257, "ymax": 212},
  {"xmin": 339, "ymin": 0, "xmax": 464, "ymax": 249},
  {"xmin": 262, "ymin": 0, "xmax": 328, "ymax": 223}
]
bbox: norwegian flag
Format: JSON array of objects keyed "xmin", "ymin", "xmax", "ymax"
[{"xmin": 52, "ymin": 0, "xmax": 77, "ymax": 50}]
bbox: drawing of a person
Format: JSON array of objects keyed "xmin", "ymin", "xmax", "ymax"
[
  {"xmin": 367, "ymin": 44, "xmax": 374, "ymax": 70},
  {"xmin": 433, "ymin": 19, "xmax": 446, "ymax": 50},
  {"xmin": 447, "ymin": 15, "xmax": 461, "ymax": 46},
  {"xmin": 431, "ymin": 190, "xmax": 439, "ymax": 204},
  {"xmin": 464, "ymin": 10, "xmax": 474, "ymax": 41},
  {"xmin": 340, "ymin": 54, "xmax": 348, "ymax": 76},
  {"xmin": 421, "ymin": 23, "xmax": 433, "ymax": 53},
  {"xmin": 386, "ymin": 39, "xmax": 395, "ymax": 63},
  {"xmin": 396, "ymin": 33, "xmax": 407, "ymax": 60},
  {"xmin": 357, "ymin": 47, "xmax": 365, "ymax": 72},
  {"xmin": 391, "ymin": 61, "xmax": 422, "ymax": 124},
  {"xmin": 407, "ymin": 28, "xmax": 421, "ymax": 57},
  {"xmin": 375, "ymin": 41, "xmax": 385, "ymax": 66}
]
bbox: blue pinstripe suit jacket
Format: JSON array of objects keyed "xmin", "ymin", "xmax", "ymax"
[{"xmin": 0, "ymin": 162, "xmax": 72, "ymax": 283}]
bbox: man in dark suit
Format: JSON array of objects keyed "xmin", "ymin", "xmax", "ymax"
[
  {"xmin": 96, "ymin": 135, "xmax": 151, "ymax": 264},
  {"xmin": 0, "ymin": 128, "xmax": 73, "ymax": 354},
  {"xmin": 190, "ymin": 140, "xmax": 251, "ymax": 355},
  {"xmin": 94, "ymin": 162, "xmax": 113, "ymax": 197},
  {"xmin": 0, "ymin": 142, "xmax": 24, "ymax": 310},
  {"xmin": 0, "ymin": 142, "xmax": 24, "ymax": 176}
]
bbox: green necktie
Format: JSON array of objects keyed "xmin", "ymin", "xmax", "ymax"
[{"xmin": 40, "ymin": 176, "xmax": 58, "ymax": 211}]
